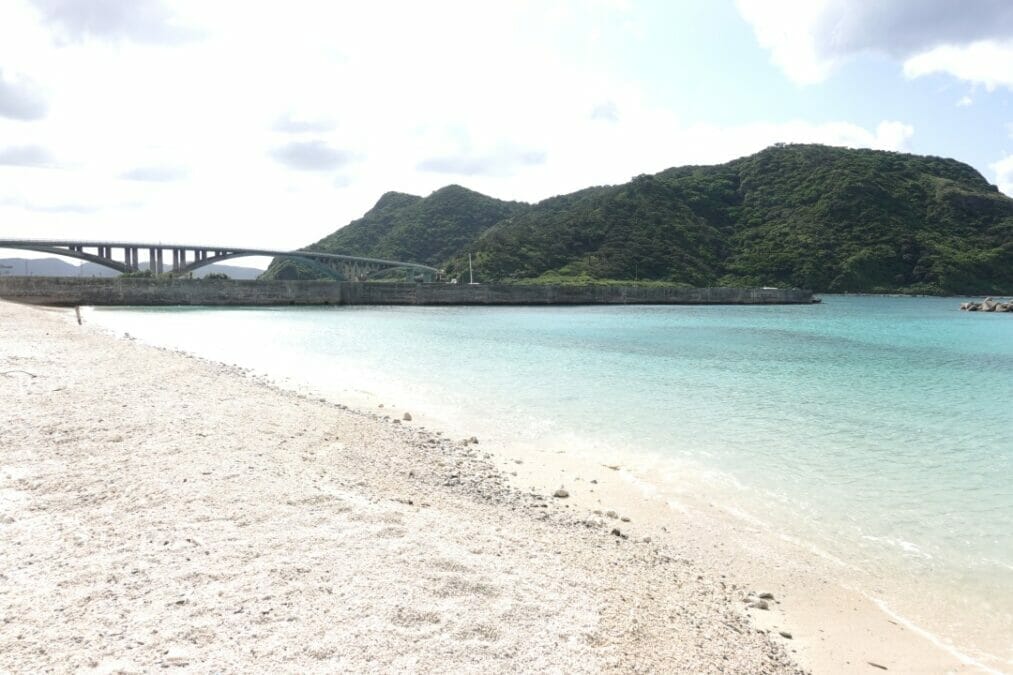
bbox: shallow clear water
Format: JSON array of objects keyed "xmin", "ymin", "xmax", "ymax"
[{"xmin": 91, "ymin": 295, "xmax": 1013, "ymax": 661}]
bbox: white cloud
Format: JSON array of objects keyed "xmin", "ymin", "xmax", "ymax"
[
  {"xmin": 737, "ymin": 0, "xmax": 1013, "ymax": 88},
  {"xmin": 27, "ymin": 0, "xmax": 199, "ymax": 44},
  {"xmin": 0, "ymin": 68, "xmax": 47, "ymax": 120},
  {"xmin": 904, "ymin": 41, "xmax": 1013, "ymax": 90},
  {"xmin": 991, "ymin": 154, "xmax": 1013, "ymax": 196},
  {"xmin": 270, "ymin": 141, "xmax": 354, "ymax": 172},
  {"xmin": 119, "ymin": 165, "xmax": 187, "ymax": 182},
  {"xmin": 734, "ymin": 0, "xmax": 830, "ymax": 85},
  {"xmin": 0, "ymin": 0, "xmax": 919, "ymax": 251},
  {"xmin": 957, "ymin": 95, "xmax": 974, "ymax": 107},
  {"xmin": 0, "ymin": 144, "xmax": 55, "ymax": 167}
]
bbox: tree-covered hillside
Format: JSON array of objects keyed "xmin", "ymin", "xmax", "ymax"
[
  {"xmin": 270, "ymin": 144, "xmax": 1013, "ymax": 294},
  {"xmin": 262, "ymin": 185, "xmax": 525, "ymax": 280}
]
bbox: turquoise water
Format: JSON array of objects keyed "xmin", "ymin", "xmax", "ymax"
[{"xmin": 90, "ymin": 295, "xmax": 1012, "ymax": 662}]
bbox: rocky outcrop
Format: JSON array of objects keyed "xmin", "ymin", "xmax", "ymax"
[{"xmin": 960, "ymin": 297, "xmax": 1013, "ymax": 312}]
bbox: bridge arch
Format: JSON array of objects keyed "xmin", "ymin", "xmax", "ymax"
[
  {"xmin": 0, "ymin": 242, "xmax": 129, "ymax": 274},
  {"xmin": 0, "ymin": 239, "xmax": 439, "ymax": 281}
]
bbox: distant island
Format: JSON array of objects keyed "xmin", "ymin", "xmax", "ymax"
[{"xmin": 264, "ymin": 143, "xmax": 1013, "ymax": 295}]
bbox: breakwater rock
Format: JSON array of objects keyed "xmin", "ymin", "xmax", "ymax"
[{"xmin": 960, "ymin": 297, "xmax": 1013, "ymax": 312}]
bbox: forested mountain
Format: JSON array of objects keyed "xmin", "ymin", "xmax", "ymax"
[
  {"xmin": 267, "ymin": 144, "xmax": 1013, "ymax": 294},
  {"xmin": 263, "ymin": 185, "xmax": 525, "ymax": 280}
]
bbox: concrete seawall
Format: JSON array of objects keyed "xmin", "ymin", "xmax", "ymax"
[{"xmin": 0, "ymin": 277, "xmax": 813, "ymax": 306}]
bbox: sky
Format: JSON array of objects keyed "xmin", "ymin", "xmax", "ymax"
[{"xmin": 1, "ymin": 0, "xmax": 1012, "ymax": 254}]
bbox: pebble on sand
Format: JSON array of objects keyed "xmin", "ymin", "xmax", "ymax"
[
  {"xmin": 778, "ymin": 631, "xmax": 792, "ymax": 639},
  {"xmin": 553, "ymin": 488, "xmax": 570, "ymax": 498},
  {"xmin": 403, "ymin": 412, "xmax": 412, "ymax": 421}
]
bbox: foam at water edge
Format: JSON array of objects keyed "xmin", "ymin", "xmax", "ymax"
[{"xmin": 868, "ymin": 596, "xmax": 1006, "ymax": 674}]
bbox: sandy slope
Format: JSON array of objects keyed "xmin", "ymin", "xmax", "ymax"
[{"xmin": 0, "ymin": 300, "xmax": 801, "ymax": 674}]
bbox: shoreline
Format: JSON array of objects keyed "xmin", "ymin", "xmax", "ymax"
[
  {"xmin": 133, "ymin": 302, "xmax": 1002, "ymax": 673},
  {"xmin": 85, "ymin": 302, "xmax": 1007, "ymax": 673},
  {"xmin": 0, "ymin": 300, "xmax": 1000, "ymax": 672}
]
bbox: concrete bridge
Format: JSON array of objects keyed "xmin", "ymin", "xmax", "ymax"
[{"xmin": 0, "ymin": 239, "xmax": 439, "ymax": 281}]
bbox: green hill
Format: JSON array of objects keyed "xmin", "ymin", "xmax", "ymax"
[
  {"xmin": 270, "ymin": 144, "xmax": 1013, "ymax": 294},
  {"xmin": 263, "ymin": 185, "xmax": 525, "ymax": 280}
]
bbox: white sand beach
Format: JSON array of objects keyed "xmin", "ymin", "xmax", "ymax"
[{"xmin": 0, "ymin": 300, "xmax": 987, "ymax": 673}]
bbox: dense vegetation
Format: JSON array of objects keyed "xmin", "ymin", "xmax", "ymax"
[
  {"xmin": 266, "ymin": 144, "xmax": 1013, "ymax": 294},
  {"xmin": 263, "ymin": 186, "xmax": 525, "ymax": 280}
]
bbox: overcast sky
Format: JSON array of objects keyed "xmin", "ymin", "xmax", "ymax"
[{"xmin": 1, "ymin": 0, "xmax": 1012, "ymax": 252}]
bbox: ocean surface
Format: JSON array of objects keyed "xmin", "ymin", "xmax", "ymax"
[{"xmin": 89, "ymin": 295, "xmax": 1013, "ymax": 667}]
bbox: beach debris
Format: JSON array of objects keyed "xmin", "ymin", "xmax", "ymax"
[
  {"xmin": 0, "ymin": 370, "xmax": 37, "ymax": 379},
  {"xmin": 867, "ymin": 662, "xmax": 888, "ymax": 670},
  {"xmin": 758, "ymin": 592, "xmax": 774, "ymax": 600},
  {"xmin": 553, "ymin": 488, "xmax": 569, "ymax": 498},
  {"xmin": 162, "ymin": 646, "xmax": 191, "ymax": 666},
  {"xmin": 748, "ymin": 600, "xmax": 769, "ymax": 610},
  {"xmin": 778, "ymin": 631, "xmax": 792, "ymax": 639},
  {"xmin": 403, "ymin": 412, "xmax": 412, "ymax": 421},
  {"xmin": 603, "ymin": 464, "xmax": 621, "ymax": 471}
]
